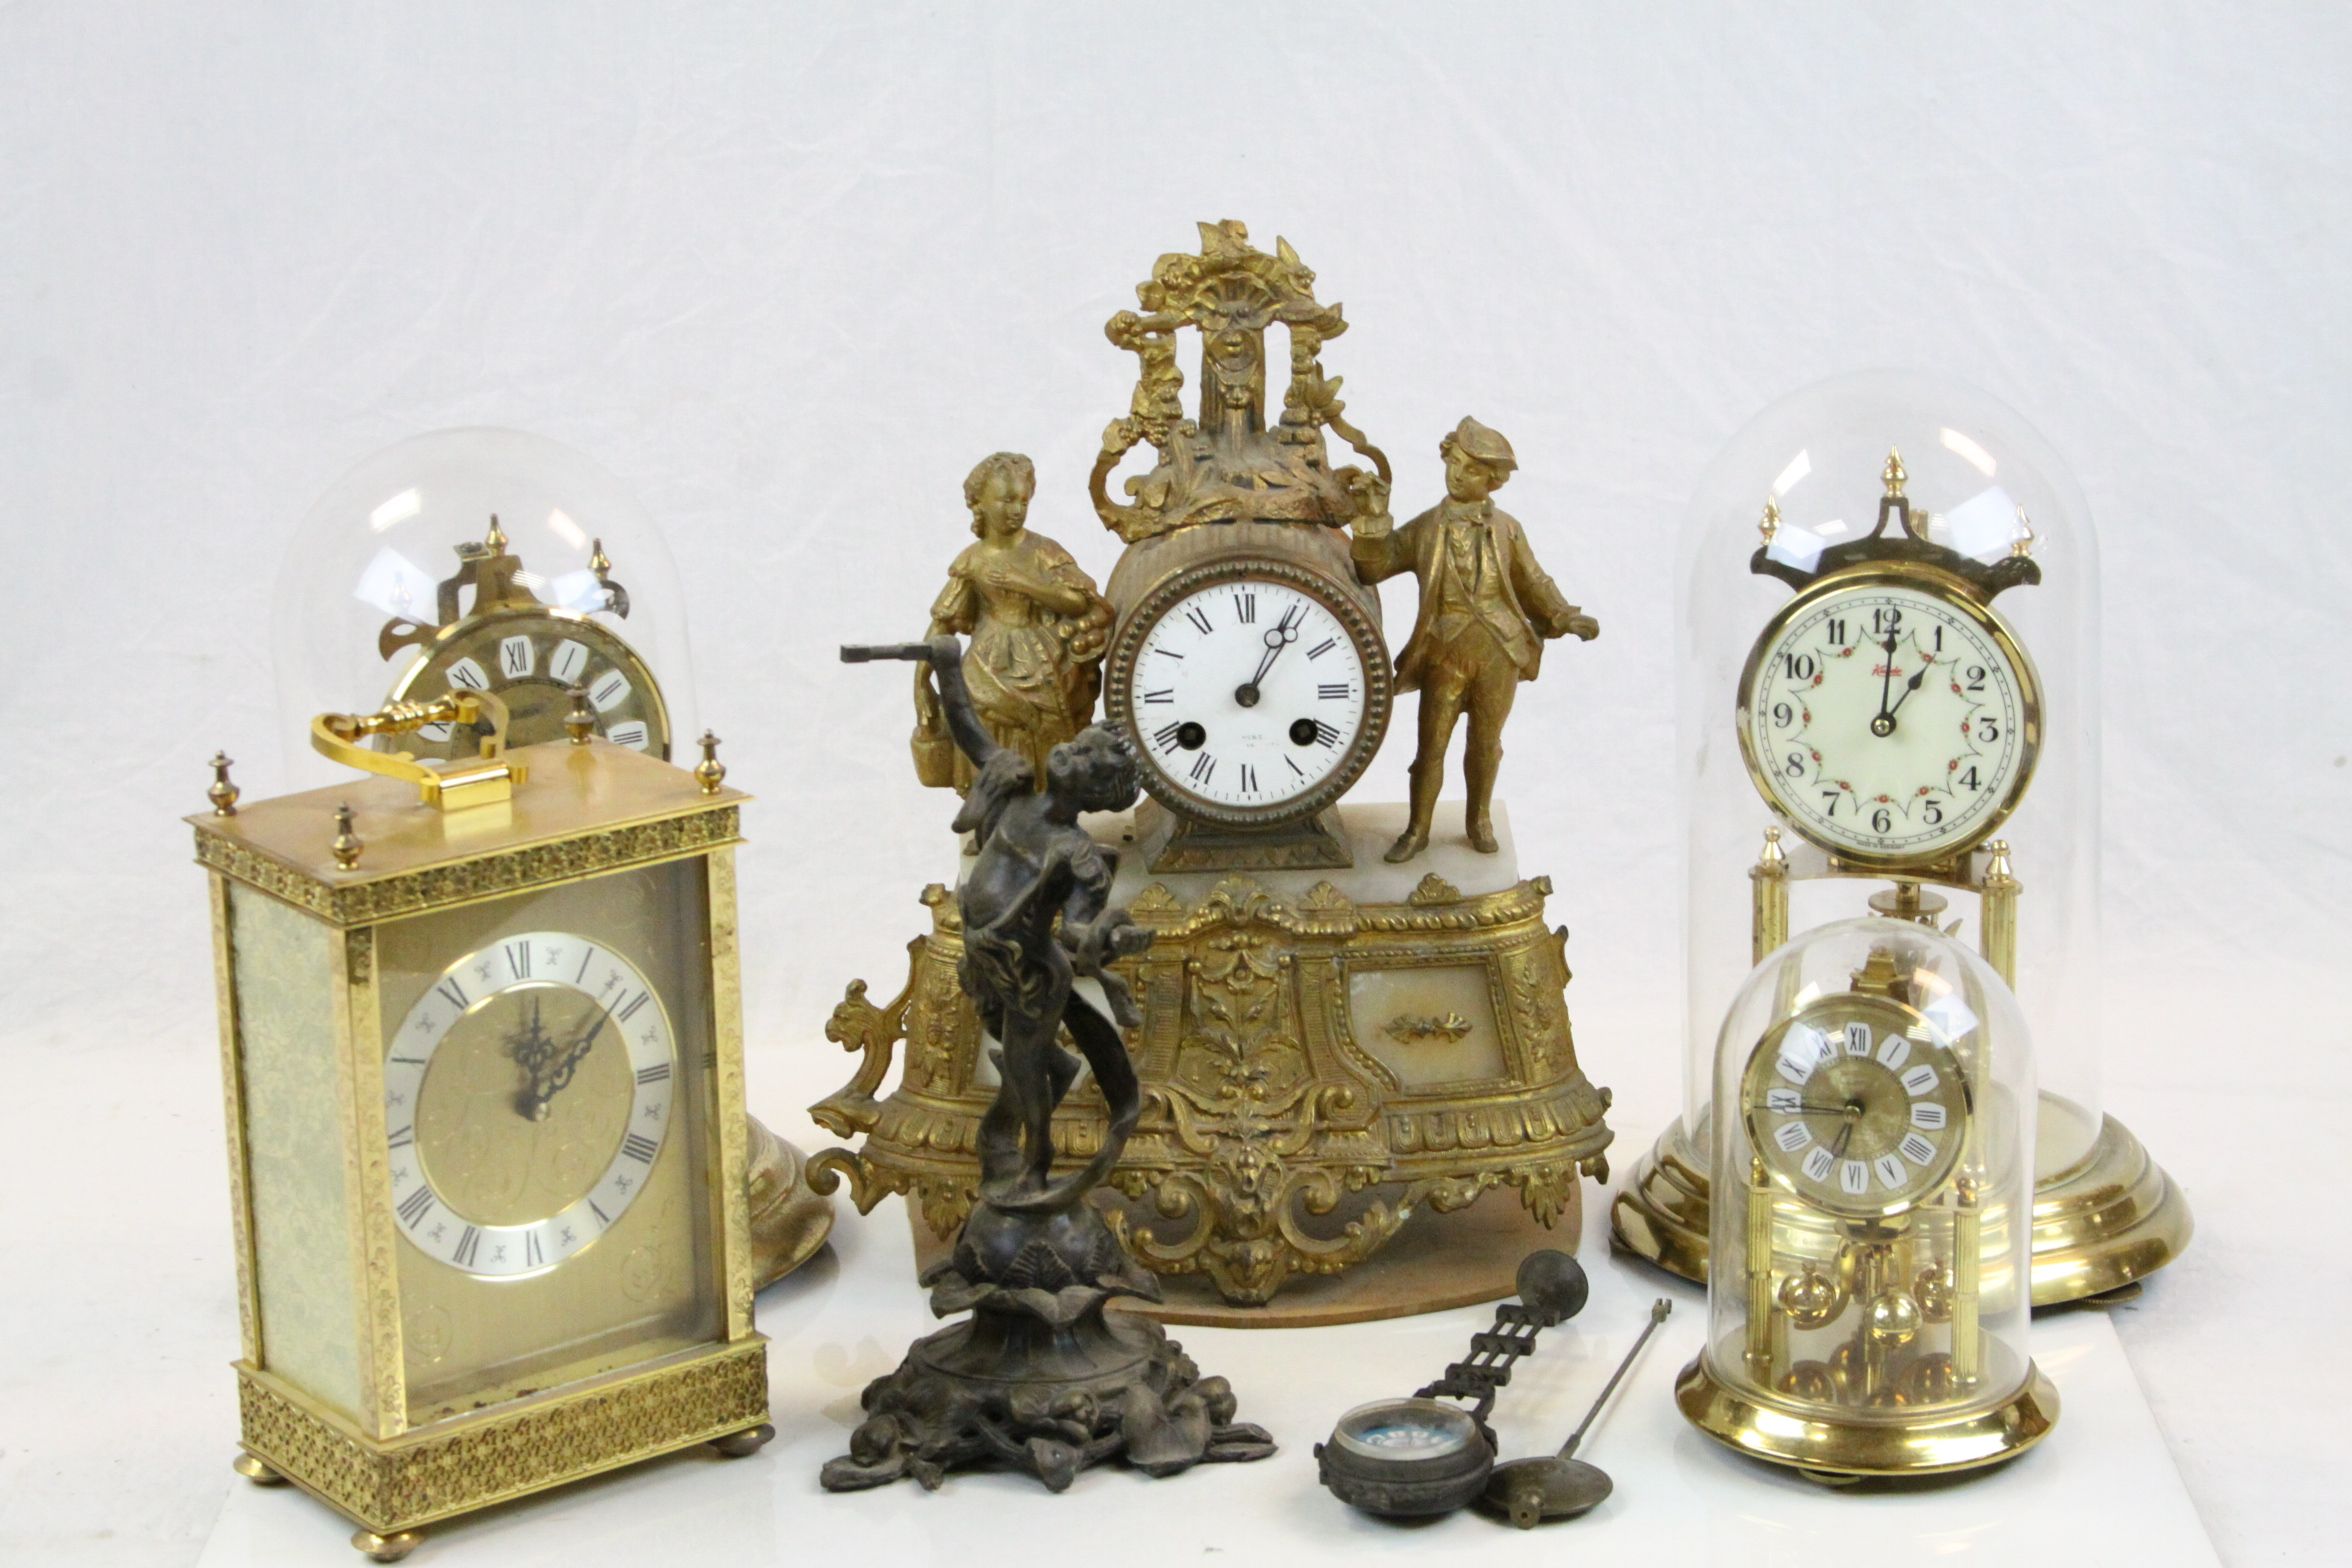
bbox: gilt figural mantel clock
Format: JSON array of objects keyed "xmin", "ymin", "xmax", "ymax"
[
  {"xmin": 812, "ymin": 223, "xmax": 1615, "ymax": 1322},
  {"xmin": 1613, "ymin": 371, "xmax": 2191, "ymax": 1308},
  {"xmin": 193, "ymin": 698, "xmax": 769, "ymax": 1559}
]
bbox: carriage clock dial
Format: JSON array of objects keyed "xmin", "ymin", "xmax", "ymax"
[
  {"xmin": 384, "ymin": 930, "xmax": 676, "ymax": 1278},
  {"xmin": 1107, "ymin": 558, "xmax": 1391, "ymax": 825},
  {"xmin": 380, "ymin": 516, "xmax": 672, "ymax": 761},
  {"xmin": 1738, "ymin": 578, "xmax": 2040, "ymax": 864},
  {"xmin": 1741, "ymin": 992, "xmax": 1969, "ymax": 1222}
]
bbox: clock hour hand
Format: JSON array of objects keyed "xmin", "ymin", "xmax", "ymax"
[
  {"xmin": 521, "ymin": 1003, "xmax": 612, "ymax": 1120},
  {"xmin": 506, "ymin": 996, "xmax": 556, "ymax": 1081},
  {"xmin": 1882, "ymin": 651, "xmax": 1938, "ymax": 723}
]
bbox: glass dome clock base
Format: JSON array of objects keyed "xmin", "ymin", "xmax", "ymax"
[
  {"xmin": 1674, "ymin": 1357, "xmax": 2059, "ymax": 1481},
  {"xmin": 1612, "ymin": 1107, "xmax": 2191, "ymax": 1307}
]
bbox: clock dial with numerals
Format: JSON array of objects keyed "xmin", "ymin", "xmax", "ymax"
[
  {"xmin": 1741, "ymin": 994, "xmax": 1969, "ymax": 1220},
  {"xmin": 385, "ymin": 930, "xmax": 676, "ymax": 1279},
  {"xmin": 1107, "ymin": 558, "xmax": 1390, "ymax": 826},
  {"xmin": 386, "ymin": 607, "xmax": 671, "ymax": 760},
  {"xmin": 1738, "ymin": 578, "xmax": 2039, "ymax": 863}
]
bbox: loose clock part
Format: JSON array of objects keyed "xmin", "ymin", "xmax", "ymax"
[
  {"xmin": 1481, "ymin": 1295, "xmax": 1671, "ymax": 1528},
  {"xmin": 1316, "ymin": 1250, "xmax": 1588, "ymax": 1518},
  {"xmin": 378, "ymin": 513, "xmax": 671, "ymax": 759}
]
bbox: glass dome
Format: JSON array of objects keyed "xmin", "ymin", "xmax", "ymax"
[
  {"xmin": 271, "ymin": 428, "xmax": 695, "ymax": 788},
  {"xmin": 1678, "ymin": 916, "xmax": 2053, "ymax": 1476},
  {"xmin": 1615, "ymin": 368, "xmax": 2186, "ymax": 1308}
]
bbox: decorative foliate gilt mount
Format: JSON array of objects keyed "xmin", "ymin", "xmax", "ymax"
[
  {"xmin": 1748, "ymin": 448, "xmax": 2042, "ymax": 602},
  {"xmin": 1092, "ymin": 220, "xmax": 1391, "ymax": 541}
]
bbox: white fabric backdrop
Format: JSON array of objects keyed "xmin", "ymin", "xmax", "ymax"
[{"xmin": 2, "ymin": 3, "xmax": 2343, "ymax": 1562}]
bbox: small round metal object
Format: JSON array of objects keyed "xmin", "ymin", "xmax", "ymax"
[
  {"xmin": 1484, "ymin": 1455, "xmax": 1614, "ymax": 1527},
  {"xmin": 1514, "ymin": 1249, "xmax": 1590, "ymax": 1323},
  {"xmin": 1317, "ymin": 1398, "xmax": 1494, "ymax": 1517}
]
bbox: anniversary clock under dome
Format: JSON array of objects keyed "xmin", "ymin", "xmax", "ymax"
[{"xmin": 1612, "ymin": 369, "xmax": 2190, "ymax": 1308}]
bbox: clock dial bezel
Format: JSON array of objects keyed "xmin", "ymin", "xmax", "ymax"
[
  {"xmin": 1105, "ymin": 555, "xmax": 1392, "ymax": 829},
  {"xmin": 384, "ymin": 603, "xmax": 673, "ymax": 760},
  {"xmin": 1734, "ymin": 563, "xmax": 2042, "ymax": 868},
  {"xmin": 384, "ymin": 930, "xmax": 678, "ymax": 1281},
  {"xmin": 1739, "ymin": 993, "xmax": 1972, "ymax": 1222}
]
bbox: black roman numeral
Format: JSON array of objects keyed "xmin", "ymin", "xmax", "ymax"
[
  {"xmin": 452, "ymin": 1226, "xmax": 480, "ymax": 1267},
  {"xmin": 526, "ymin": 1231, "xmax": 544, "ymax": 1267},
  {"xmin": 1306, "ymin": 638, "xmax": 1336, "ymax": 660},
  {"xmin": 1152, "ymin": 722, "xmax": 1185, "ymax": 751},
  {"xmin": 1142, "ymin": 688, "xmax": 1174, "ymax": 705},
  {"xmin": 1312, "ymin": 720, "xmax": 1341, "ymax": 748},
  {"xmin": 616, "ymin": 991, "xmax": 650, "ymax": 1023},
  {"xmin": 590, "ymin": 673, "xmax": 626, "ymax": 705},
  {"xmin": 502, "ymin": 641, "xmax": 530, "ymax": 675},
  {"xmin": 1285, "ymin": 756, "xmax": 1305, "ymax": 778},
  {"xmin": 575, "ymin": 946, "xmax": 596, "ymax": 984},
  {"xmin": 387, "ymin": 1124, "xmax": 415, "ymax": 1150},
  {"xmin": 1188, "ymin": 753, "xmax": 1216, "ymax": 785},
  {"xmin": 1318, "ymin": 683, "xmax": 1350, "ymax": 700},
  {"xmin": 1184, "ymin": 605, "xmax": 1213, "ymax": 635},
  {"xmin": 1239, "ymin": 763, "xmax": 1258, "ymax": 792},
  {"xmin": 1233, "ymin": 591, "xmax": 1257, "ymax": 623},
  {"xmin": 434, "ymin": 978, "xmax": 468, "ymax": 1011},
  {"xmin": 396, "ymin": 1186, "xmax": 433, "ymax": 1229},
  {"xmin": 635, "ymin": 1061, "xmax": 671, "ymax": 1085},
  {"xmin": 589, "ymin": 1199, "xmax": 613, "ymax": 1227},
  {"xmin": 504, "ymin": 942, "xmax": 530, "ymax": 978},
  {"xmin": 622, "ymin": 1132, "xmax": 660, "ymax": 1164}
]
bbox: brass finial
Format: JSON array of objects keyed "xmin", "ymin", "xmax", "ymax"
[
  {"xmin": 1882, "ymin": 448, "xmax": 1907, "ymax": 498},
  {"xmin": 2011, "ymin": 504, "xmax": 2037, "ymax": 559},
  {"xmin": 1758, "ymin": 496, "xmax": 1782, "ymax": 545},
  {"xmin": 1759, "ymin": 823, "xmax": 1787, "ymax": 867},
  {"xmin": 484, "ymin": 513, "xmax": 508, "ymax": 552},
  {"xmin": 695, "ymin": 730, "xmax": 727, "ymax": 794},
  {"xmin": 564, "ymin": 685, "xmax": 596, "ymax": 745},
  {"xmin": 206, "ymin": 752, "xmax": 240, "ymax": 817},
  {"xmin": 331, "ymin": 805, "xmax": 363, "ymax": 870},
  {"xmin": 589, "ymin": 536, "xmax": 612, "ymax": 575},
  {"xmin": 1984, "ymin": 839, "xmax": 2016, "ymax": 882}
]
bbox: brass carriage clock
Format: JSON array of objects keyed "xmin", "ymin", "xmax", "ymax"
[
  {"xmin": 193, "ymin": 699, "xmax": 770, "ymax": 1559},
  {"xmin": 1615, "ymin": 371, "xmax": 2191, "ymax": 1307},
  {"xmin": 815, "ymin": 222, "xmax": 1614, "ymax": 1320},
  {"xmin": 1678, "ymin": 918, "xmax": 2057, "ymax": 1480}
]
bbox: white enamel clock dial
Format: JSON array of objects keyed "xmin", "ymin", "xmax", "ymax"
[
  {"xmin": 1742, "ymin": 995, "xmax": 1969, "ymax": 1221},
  {"xmin": 1109, "ymin": 562, "xmax": 1389, "ymax": 825},
  {"xmin": 1739, "ymin": 579, "xmax": 2039, "ymax": 863},
  {"xmin": 383, "ymin": 931, "xmax": 675, "ymax": 1278},
  {"xmin": 388, "ymin": 608, "xmax": 670, "ymax": 761}
]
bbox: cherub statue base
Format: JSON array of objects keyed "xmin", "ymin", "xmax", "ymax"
[{"xmin": 820, "ymin": 1197, "xmax": 1275, "ymax": 1491}]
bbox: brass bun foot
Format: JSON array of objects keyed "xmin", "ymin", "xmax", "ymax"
[
  {"xmin": 1614, "ymin": 1107, "xmax": 2191, "ymax": 1308},
  {"xmin": 711, "ymin": 1423, "xmax": 775, "ymax": 1458},
  {"xmin": 1676, "ymin": 1356, "xmax": 2058, "ymax": 1479},
  {"xmin": 231, "ymin": 1453, "xmax": 286, "ymax": 1486},
  {"xmin": 350, "ymin": 1530, "xmax": 422, "ymax": 1563},
  {"xmin": 746, "ymin": 1115, "xmax": 834, "ymax": 1288}
]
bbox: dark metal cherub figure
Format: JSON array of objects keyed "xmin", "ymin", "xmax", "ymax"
[{"xmin": 827, "ymin": 635, "xmax": 1273, "ymax": 1493}]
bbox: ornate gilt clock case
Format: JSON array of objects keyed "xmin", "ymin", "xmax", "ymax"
[
  {"xmin": 1612, "ymin": 369, "xmax": 2189, "ymax": 1307},
  {"xmin": 814, "ymin": 225, "xmax": 1613, "ymax": 1321},
  {"xmin": 192, "ymin": 716, "xmax": 768, "ymax": 1558}
]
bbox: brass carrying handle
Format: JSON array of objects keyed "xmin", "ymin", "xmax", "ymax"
[{"xmin": 310, "ymin": 691, "xmax": 526, "ymax": 809}]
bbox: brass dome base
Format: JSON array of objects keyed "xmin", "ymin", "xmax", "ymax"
[
  {"xmin": 1675, "ymin": 1356, "xmax": 2058, "ymax": 1480},
  {"xmin": 1614, "ymin": 1107, "xmax": 2191, "ymax": 1307},
  {"xmin": 746, "ymin": 1115, "xmax": 834, "ymax": 1288}
]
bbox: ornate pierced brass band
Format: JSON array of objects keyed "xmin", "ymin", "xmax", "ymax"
[{"xmin": 813, "ymin": 866, "xmax": 1613, "ymax": 1309}]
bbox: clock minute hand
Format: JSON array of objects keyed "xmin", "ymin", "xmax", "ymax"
[
  {"xmin": 1236, "ymin": 606, "xmax": 1302, "ymax": 706},
  {"xmin": 522, "ymin": 1003, "xmax": 613, "ymax": 1120}
]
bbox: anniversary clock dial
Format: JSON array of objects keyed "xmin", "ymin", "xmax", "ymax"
[
  {"xmin": 385, "ymin": 930, "xmax": 676, "ymax": 1279},
  {"xmin": 1737, "ymin": 578, "xmax": 2039, "ymax": 864},
  {"xmin": 1106, "ymin": 557, "xmax": 1391, "ymax": 826},
  {"xmin": 1740, "ymin": 992, "xmax": 1969, "ymax": 1222},
  {"xmin": 389, "ymin": 608, "xmax": 669, "ymax": 761}
]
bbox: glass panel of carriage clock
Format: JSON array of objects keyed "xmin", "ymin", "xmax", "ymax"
[
  {"xmin": 1704, "ymin": 918, "xmax": 2036, "ymax": 1420},
  {"xmin": 374, "ymin": 857, "xmax": 723, "ymax": 1418},
  {"xmin": 1673, "ymin": 369, "xmax": 2102, "ymax": 1193},
  {"xmin": 271, "ymin": 426, "xmax": 697, "ymax": 786}
]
